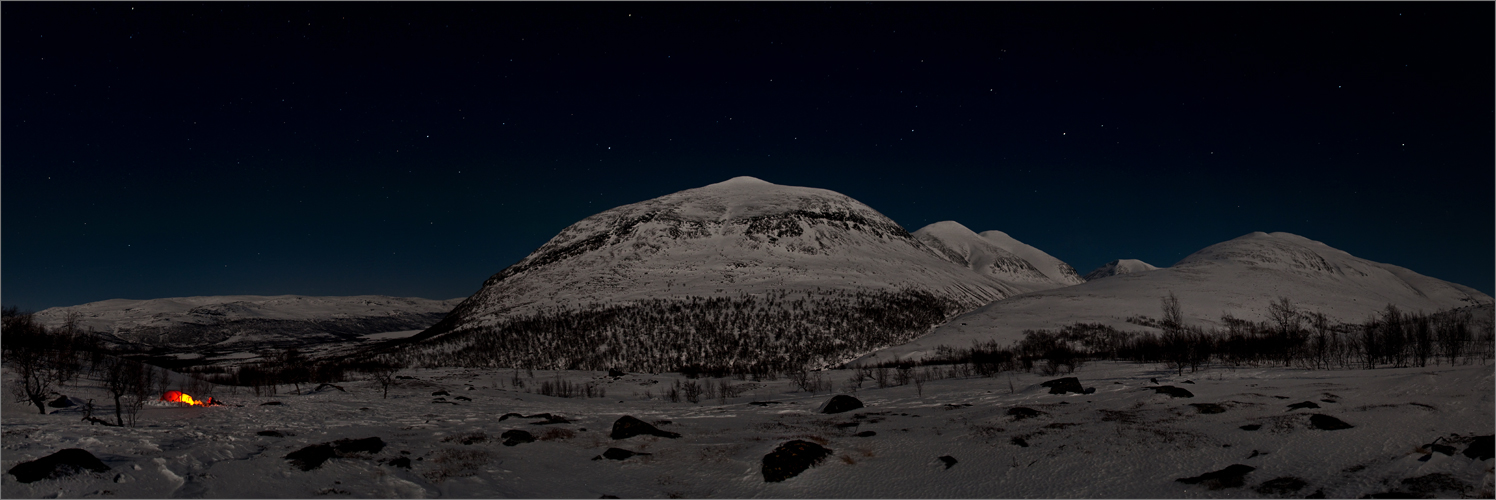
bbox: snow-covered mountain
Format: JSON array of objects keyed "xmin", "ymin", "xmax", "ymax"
[
  {"xmin": 403, "ymin": 177, "xmax": 1079, "ymax": 371},
  {"xmin": 977, "ymin": 229, "xmax": 1086, "ymax": 286},
  {"xmin": 1083, "ymin": 259, "xmax": 1160, "ymax": 281},
  {"xmin": 33, "ymin": 295, "xmax": 462, "ymax": 350},
  {"xmin": 859, "ymin": 232, "xmax": 1493, "ymax": 364}
]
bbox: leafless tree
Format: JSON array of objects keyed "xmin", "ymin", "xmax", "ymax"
[{"xmin": 368, "ymin": 356, "xmax": 405, "ymax": 399}]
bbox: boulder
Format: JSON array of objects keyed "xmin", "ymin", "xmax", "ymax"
[
  {"xmin": 386, "ymin": 457, "xmax": 411, "ymax": 469},
  {"xmin": 1307, "ymin": 414, "xmax": 1353, "ymax": 431},
  {"xmin": 1239, "ymin": 424, "xmax": 1262, "ymax": 431},
  {"xmin": 1255, "ymin": 476, "xmax": 1308, "ymax": 495},
  {"xmin": 501, "ymin": 430, "xmax": 536, "ymax": 446},
  {"xmin": 1010, "ymin": 437, "xmax": 1029, "ymax": 447},
  {"xmin": 761, "ymin": 440, "xmax": 832, "ymax": 482},
  {"xmin": 937, "ymin": 456, "xmax": 958, "ymax": 469},
  {"xmin": 1287, "ymin": 401, "xmax": 1321, "ymax": 410},
  {"xmin": 608, "ymin": 368, "xmax": 626, "ymax": 378},
  {"xmin": 284, "ymin": 437, "xmax": 386, "ymax": 471},
  {"xmin": 609, "ymin": 415, "xmax": 681, "ymax": 439},
  {"xmin": 48, "ymin": 396, "xmax": 75, "ymax": 408},
  {"xmin": 1007, "ymin": 407, "xmax": 1044, "ymax": 420},
  {"xmin": 1190, "ymin": 403, "xmax": 1226, "ymax": 414},
  {"xmin": 1040, "ymin": 377, "xmax": 1085, "ymax": 395},
  {"xmin": 432, "ymin": 390, "xmax": 449, "ymax": 396},
  {"xmin": 1148, "ymin": 386, "xmax": 1194, "ymax": 398},
  {"xmin": 818, "ymin": 395, "xmax": 864, "ymax": 414},
  {"xmin": 1463, "ymin": 435, "xmax": 1494, "ymax": 460},
  {"xmin": 7, "ymin": 449, "xmax": 111, "ymax": 483},
  {"xmin": 592, "ymin": 448, "xmax": 651, "ymax": 461},
  {"xmin": 1176, "ymin": 464, "xmax": 1255, "ymax": 489},
  {"xmin": 854, "ymin": 431, "xmax": 876, "ymax": 437}
]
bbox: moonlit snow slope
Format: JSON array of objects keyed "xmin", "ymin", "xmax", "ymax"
[
  {"xmin": 1083, "ymin": 259, "xmax": 1161, "ymax": 281},
  {"xmin": 409, "ymin": 177, "xmax": 1080, "ymax": 368},
  {"xmin": 862, "ymin": 232, "xmax": 1493, "ymax": 364},
  {"xmin": 4, "ymin": 362, "xmax": 1490, "ymax": 498},
  {"xmin": 32, "ymin": 295, "xmax": 462, "ymax": 350}
]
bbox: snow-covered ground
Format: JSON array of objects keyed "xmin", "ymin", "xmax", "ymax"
[{"xmin": 5, "ymin": 361, "xmax": 1491, "ymax": 498}]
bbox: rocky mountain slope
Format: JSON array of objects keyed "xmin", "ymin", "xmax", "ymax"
[
  {"xmin": 401, "ymin": 177, "xmax": 1081, "ymax": 371},
  {"xmin": 859, "ymin": 232, "xmax": 1493, "ymax": 364},
  {"xmin": 1082, "ymin": 259, "xmax": 1160, "ymax": 281},
  {"xmin": 33, "ymin": 295, "xmax": 461, "ymax": 351}
]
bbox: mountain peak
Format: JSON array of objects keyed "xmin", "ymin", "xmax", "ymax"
[
  {"xmin": 707, "ymin": 176, "xmax": 774, "ymax": 188},
  {"xmin": 1083, "ymin": 259, "xmax": 1160, "ymax": 281}
]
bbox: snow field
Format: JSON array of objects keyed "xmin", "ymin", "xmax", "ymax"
[{"xmin": 3, "ymin": 361, "xmax": 1492, "ymax": 498}]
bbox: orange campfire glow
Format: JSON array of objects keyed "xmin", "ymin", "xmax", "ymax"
[{"xmin": 159, "ymin": 390, "xmax": 214, "ymax": 406}]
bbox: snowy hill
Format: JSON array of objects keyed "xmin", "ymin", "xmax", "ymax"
[
  {"xmin": 859, "ymin": 232, "xmax": 1493, "ymax": 364},
  {"xmin": 1083, "ymin": 259, "xmax": 1160, "ymax": 281},
  {"xmin": 32, "ymin": 295, "xmax": 462, "ymax": 351},
  {"xmin": 977, "ymin": 230, "xmax": 1086, "ymax": 285},
  {"xmin": 403, "ymin": 177, "xmax": 1079, "ymax": 371}
]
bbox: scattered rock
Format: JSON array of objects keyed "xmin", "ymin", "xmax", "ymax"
[
  {"xmin": 257, "ymin": 430, "xmax": 287, "ymax": 437},
  {"xmin": 942, "ymin": 403, "xmax": 973, "ymax": 410},
  {"xmin": 1007, "ymin": 407, "xmax": 1044, "ymax": 420},
  {"xmin": 1240, "ymin": 424, "xmax": 1262, "ymax": 431},
  {"xmin": 529, "ymin": 414, "xmax": 571, "ymax": 425},
  {"xmin": 748, "ymin": 401, "xmax": 781, "ymax": 406},
  {"xmin": 854, "ymin": 431, "xmax": 876, "ymax": 437},
  {"xmin": 432, "ymin": 390, "xmax": 449, "ymax": 396},
  {"xmin": 285, "ymin": 437, "xmax": 386, "ymax": 471},
  {"xmin": 937, "ymin": 456, "xmax": 958, "ymax": 469},
  {"xmin": 1147, "ymin": 386, "xmax": 1194, "ymax": 398},
  {"xmin": 261, "ymin": 401, "xmax": 284, "ymax": 406},
  {"xmin": 386, "ymin": 457, "xmax": 411, "ymax": 469},
  {"xmin": 1307, "ymin": 414, "xmax": 1353, "ymax": 430},
  {"xmin": 1040, "ymin": 377, "xmax": 1085, "ymax": 395},
  {"xmin": 818, "ymin": 395, "xmax": 864, "ymax": 414},
  {"xmin": 592, "ymin": 448, "xmax": 651, "ymax": 461},
  {"xmin": 1010, "ymin": 437, "xmax": 1029, "ymax": 448},
  {"xmin": 455, "ymin": 396, "xmax": 471, "ymax": 401},
  {"xmin": 608, "ymin": 368, "xmax": 626, "ymax": 378},
  {"xmin": 609, "ymin": 415, "xmax": 681, "ymax": 440},
  {"xmin": 1287, "ymin": 401, "xmax": 1321, "ymax": 410},
  {"xmin": 1255, "ymin": 476, "xmax": 1308, "ymax": 495},
  {"xmin": 48, "ymin": 396, "xmax": 75, "ymax": 408},
  {"xmin": 1463, "ymin": 435, "xmax": 1493, "ymax": 460},
  {"xmin": 1401, "ymin": 473, "xmax": 1468, "ymax": 494},
  {"xmin": 7, "ymin": 449, "xmax": 111, "ymax": 483},
  {"xmin": 1190, "ymin": 403, "xmax": 1226, "ymax": 414},
  {"xmin": 1176, "ymin": 464, "xmax": 1255, "ymax": 489},
  {"xmin": 501, "ymin": 430, "xmax": 535, "ymax": 446},
  {"xmin": 761, "ymin": 440, "xmax": 832, "ymax": 482},
  {"xmin": 1320, "ymin": 399, "xmax": 1336, "ymax": 403}
]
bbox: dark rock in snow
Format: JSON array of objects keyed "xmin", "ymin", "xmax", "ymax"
[
  {"xmin": 257, "ymin": 430, "xmax": 287, "ymax": 437},
  {"xmin": 285, "ymin": 437, "xmax": 386, "ymax": 471},
  {"xmin": 261, "ymin": 401, "xmax": 284, "ymax": 406},
  {"xmin": 1401, "ymin": 472, "xmax": 1468, "ymax": 494},
  {"xmin": 1463, "ymin": 435, "xmax": 1494, "ymax": 460},
  {"xmin": 609, "ymin": 415, "xmax": 680, "ymax": 439},
  {"xmin": 1150, "ymin": 378, "xmax": 1159, "ymax": 384},
  {"xmin": 432, "ymin": 390, "xmax": 449, "ymax": 396},
  {"xmin": 1040, "ymin": 377, "xmax": 1084, "ymax": 395},
  {"xmin": 748, "ymin": 401, "xmax": 781, "ymax": 406},
  {"xmin": 396, "ymin": 375, "xmax": 416, "ymax": 380},
  {"xmin": 386, "ymin": 457, "xmax": 411, "ymax": 469},
  {"xmin": 761, "ymin": 440, "xmax": 832, "ymax": 482},
  {"xmin": 1254, "ymin": 476, "xmax": 1308, "ymax": 495},
  {"xmin": 314, "ymin": 383, "xmax": 346, "ymax": 392},
  {"xmin": 592, "ymin": 448, "xmax": 651, "ymax": 461},
  {"xmin": 501, "ymin": 430, "xmax": 536, "ymax": 446},
  {"xmin": 1007, "ymin": 407, "xmax": 1044, "ymax": 420},
  {"xmin": 600, "ymin": 496, "xmax": 620, "ymax": 499},
  {"xmin": 7, "ymin": 449, "xmax": 111, "ymax": 483},
  {"xmin": 1240, "ymin": 424, "xmax": 1262, "ymax": 431},
  {"xmin": 1190, "ymin": 403, "xmax": 1226, "ymax": 414},
  {"xmin": 48, "ymin": 396, "xmax": 75, "ymax": 408},
  {"xmin": 1425, "ymin": 442, "xmax": 1456, "ymax": 456},
  {"xmin": 1287, "ymin": 401, "xmax": 1321, "ymax": 410},
  {"xmin": 1176, "ymin": 464, "xmax": 1255, "ymax": 489},
  {"xmin": 608, "ymin": 368, "xmax": 626, "ymax": 378},
  {"xmin": 1182, "ymin": 380, "xmax": 1195, "ymax": 384},
  {"xmin": 819, "ymin": 395, "xmax": 864, "ymax": 414},
  {"xmin": 855, "ymin": 431, "xmax": 876, "ymax": 437},
  {"xmin": 455, "ymin": 396, "xmax": 471, "ymax": 401},
  {"xmin": 1308, "ymin": 414, "xmax": 1353, "ymax": 430},
  {"xmin": 285, "ymin": 444, "xmax": 337, "ymax": 471},
  {"xmin": 1148, "ymin": 386, "xmax": 1194, "ymax": 398},
  {"xmin": 938, "ymin": 456, "xmax": 958, "ymax": 469},
  {"xmin": 1010, "ymin": 437, "xmax": 1029, "ymax": 447},
  {"xmin": 499, "ymin": 412, "xmax": 525, "ymax": 421}
]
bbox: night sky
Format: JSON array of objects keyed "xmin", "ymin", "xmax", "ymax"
[{"xmin": 5, "ymin": 2, "xmax": 1493, "ymax": 312}]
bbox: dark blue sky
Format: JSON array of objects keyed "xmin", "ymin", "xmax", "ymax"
[{"xmin": 5, "ymin": 2, "xmax": 1492, "ymax": 311}]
